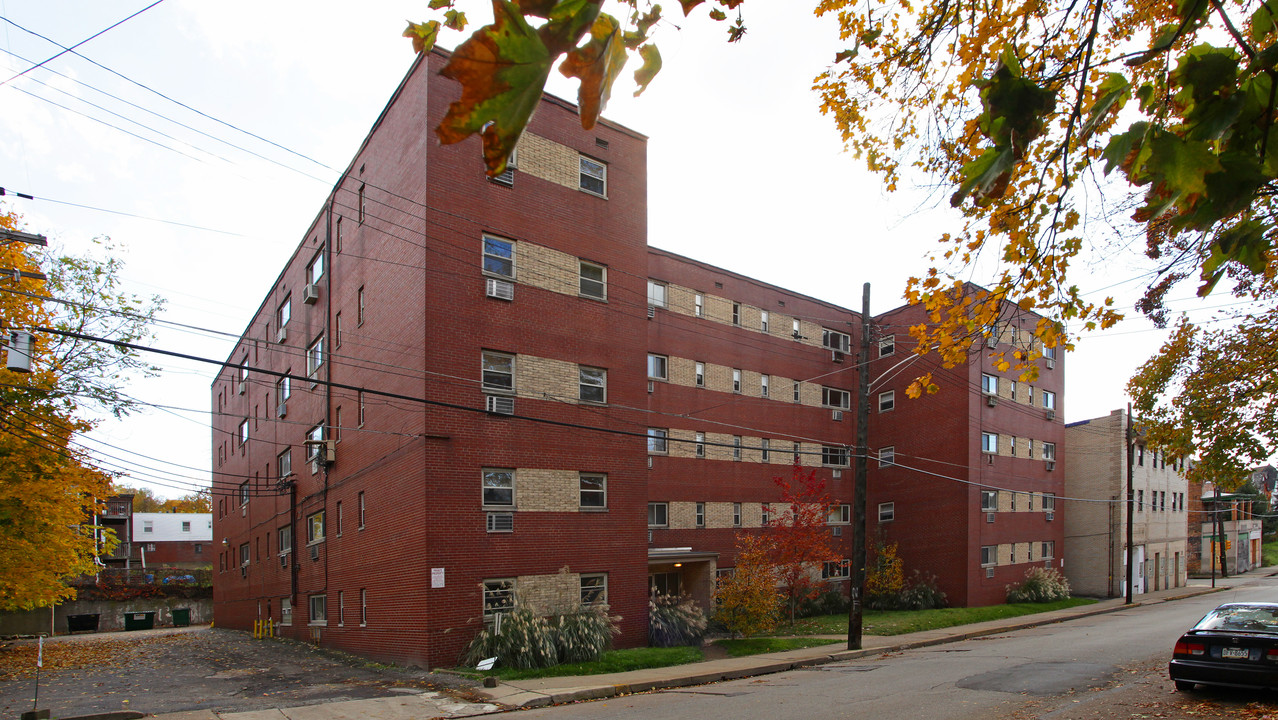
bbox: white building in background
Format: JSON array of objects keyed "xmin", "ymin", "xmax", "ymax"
[
  {"xmin": 1063, "ymin": 409, "xmax": 1190, "ymax": 597},
  {"xmin": 132, "ymin": 513, "xmax": 213, "ymax": 568}
]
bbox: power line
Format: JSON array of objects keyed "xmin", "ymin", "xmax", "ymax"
[{"xmin": 0, "ymin": 1, "xmax": 168, "ymax": 87}]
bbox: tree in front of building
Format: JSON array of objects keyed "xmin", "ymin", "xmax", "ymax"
[
  {"xmin": 713, "ymin": 533, "xmax": 779, "ymax": 639},
  {"xmin": 0, "ymin": 207, "xmax": 161, "ymax": 611},
  {"xmin": 767, "ymin": 461, "xmax": 838, "ymax": 624}
]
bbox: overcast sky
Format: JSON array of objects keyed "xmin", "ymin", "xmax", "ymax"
[{"xmin": 0, "ymin": 1, "xmax": 1209, "ymax": 500}]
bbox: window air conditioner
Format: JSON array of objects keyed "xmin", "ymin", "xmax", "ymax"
[
  {"xmin": 491, "ymin": 168, "xmax": 515, "ymax": 186},
  {"xmin": 986, "ymin": 453, "xmax": 995, "ymax": 464},
  {"xmin": 276, "ymin": 326, "xmax": 288, "ymax": 344},
  {"xmin": 241, "ymin": 566, "xmax": 247, "ymax": 578},
  {"xmin": 647, "ymin": 306, "xmax": 655, "ymax": 319},
  {"xmin": 832, "ymin": 469, "xmax": 842, "ymax": 479},
  {"xmin": 302, "ymin": 283, "xmax": 320, "ymax": 304},
  {"xmin": 1045, "ymin": 409, "xmax": 1056, "ymax": 421},
  {"xmin": 1046, "ymin": 358, "xmax": 1055, "ymax": 370},
  {"xmin": 486, "ymin": 395, "xmax": 515, "ymax": 415},
  {"xmin": 986, "ymin": 567, "xmax": 995, "ymax": 578},
  {"xmin": 1046, "ymin": 511, "xmax": 1055, "ymax": 521},
  {"xmin": 486, "ymin": 512, "xmax": 514, "ymax": 533},
  {"xmin": 1045, "ymin": 460, "xmax": 1055, "ymax": 471},
  {"xmin": 648, "ymin": 381, "xmax": 654, "ymax": 394},
  {"xmin": 1044, "ymin": 559, "xmax": 1052, "ymax": 568},
  {"xmin": 832, "ymin": 410, "xmax": 844, "ymax": 421},
  {"xmin": 986, "ymin": 394, "xmax": 997, "ymax": 407},
  {"xmin": 280, "ymin": 553, "xmax": 288, "ymax": 568},
  {"xmin": 276, "ymin": 403, "xmax": 287, "ymax": 418},
  {"xmin": 310, "ymin": 544, "xmax": 320, "ymax": 561},
  {"xmin": 486, "ymin": 278, "xmax": 514, "ymax": 301},
  {"xmin": 986, "ymin": 512, "xmax": 996, "ymax": 523},
  {"xmin": 832, "ymin": 526, "xmax": 843, "ymax": 537},
  {"xmin": 238, "ymin": 380, "xmax": 246, "ymax": 395},
  {"xmin": 831, "ymin": 350, "xmax": 844, "ymax": 363}
]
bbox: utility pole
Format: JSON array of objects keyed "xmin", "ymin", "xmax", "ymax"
[
  {"xmin": 848, "ymin": 283, "xmax": 870, "ymax": 650},
  {"xmin": 1125, "ymin": 404, "xmax": 1134, "ymax": 604}
]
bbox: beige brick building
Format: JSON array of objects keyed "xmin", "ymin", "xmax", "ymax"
[{"xmin": 1063, "ymin": 409, "xmax": 1189, "ymax": 597}]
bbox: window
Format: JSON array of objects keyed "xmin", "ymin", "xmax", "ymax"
[
  {"xmin": 579, "ymin": 366, "xmax": 607, "ymax": 403},
  {"xmin": 580, "ymin": 574, "xmax": 607, "ymax": 606},
  {"xmin": 1137, "ymin": 489, "xmax": 1144, "ymax": 510},
  {"xmin": 733, "ymin": 502, "xmax": 742, "ymax": 527},
  {"xmin": 483, "ymin": 468, "xmax": 514, "ymax": 507},
  {"xmin": 306, "ymin": 424, "xmax": 325, "ymax": 463},
  {"xmin": 829, "ymin": 504, "xmax": 851, "ymax": 524},
  {"xmin": 357, "ymin": 286, "xmax": 365, "ymax": 326},
  {"xmin": 278, "ymin": 525, "xmax": 292, "ymax": 554},
  {"xmin": 822, "ymin": 329, "xmax": 851, "ymax": 352},
  {"xmin": 879, "ymin": 335, "xmax": 895, "ymax": 356},
  {"xmin": 335, "ymin": 216, "xmax": 343, "ymax": 253},
  {"xmin": 695, "ymin": 361, "xmax": 705, "ymax": 387},
  {"xmin": 1042, "ymin": 541, "xmax": 1055, "ymax": 559},
  {"xmin": 694, "ymin": 292, "xmax": 704, "ymax": 317},
  {"xmin": 981, "ymin": 490, "xmax": 998, "ymax": 512},
  {"xmin": 982, "ymin": 373, "xmax": 998, "ymax": 394},
  {"xmin": 483, "ymin": 235, "xmax": 514, "ymax": 278},
  {"xmin": 1010, "ymin": 436, "xmax": 1019, "ymax": 457},
  {"xmin": 647, "ymin": 280, "xmax": 667, "ymax": 307},
  {"xmin": 239, "ymin": 542, "xmax": 250, "ymax": 567},
  {"xmin": 732, "ymin": 368, "xmax": 742, "ymax": 393},
  {"xmin": 878, "ymin": 502, "xmax": 895, "ymax": 522},
  {"xmin": 579, "ymin": 156, "xmax": 606, "ymax": 195},
  {"xmin": 338, "ymin": 591, "xmax": 345, "ymax": 626},
  {"xmin": 275, "ymin": 376, "xmax": 291, "ymax": 415},
  {"xmin": 981, "ymin": 545, "xmax": 997, "ymax": 566},
  {"xmin": 982, "ymin": 432, "xmax": 998, "ymax": 454},
  {"xmin": 695, "ymin": 432, "xmax": 705, "ymax": 458},
  {"xmin": 731, "ymin": 302, "xmax": 741, "ymax": 326},
  {"xmin": 1137, "ymin": 445, "xmax": 1145, "ymax": 466},
  {"xmin": 359, "ymin": 589, "xmax": 368, "ymax": 625},
  {"xmin": 647, "ymin": 428, "xmax": 668, "ymax": 454},
  {"xmin": 143, "ymin": 520, "xmax": 154, "ymax": 533},
  {"xmin": 358, "ymin": 491, "xmax": 365, "ymax": 529},
  {"xmin": 732, "ymin": 436, "xmax": 742, "ymax": 460},
  {"xmin": 794, "ymin": 441, "xmax": 802, "ymax": 462},
  {"xmin": 1043, "ymin": 390, "xmax": 1056, "ymax": 410},
  {"xmin": 761, "ymin": 503, "xmax": 771, "ymax": 525},
  {"xmin": 307, "ymin": 248, "xmax": 325, "ymax": 285},
  {"xmin": 336, "ymin": 501, "xmax": 343, "ymax": 536},
  {"xmin": 307, "ymin": 511, "xmax": 325, "ymax": 543},
  {"xmin": 580, "ymin": 473, "xmax": 606, "ymax": 508},
  {"xmin": 647, "ymin": 354, "xmax": 668, "ymax": 380},
  {"xmin": 695, "ymin": 502, "xmax": 705, "ymax": 528},
  {"xmin": 482, "ymin": 351, "xmax": 515, "ymax": 392},
  {"xmin": 182, "ymin": 520, "xmax": 191, "ymax": 532},
  {"xmin": 822, "ymin": 387, "xmax": 850, "ymax": 409},
  {"xmin": 483, "ymin": 579, "xmax": 516, "ymax": 618},
  {"xmin": 761, "ymin": 374, "xmax": 770, "ymax": 397},
  {"xmin": 822, "ymin": 446, "xmax": 850, "ymax": 467},
  {"xmin": 281, "ymin": 598, "xmax": 293, "ymax": 625},
  {"xmin": 878, "ymin": 446, "xmax": 895, "ymax": 467},
  {"xmin": 792, "ymin": 318, "xmax": 802, "ymax": 339},
  {"xmin": 794, "ymin": 381, "xmax": 801, "ymax": 403},
  {"xmin": 238, "ymin": 419, "xmax": 249, "ymax": 447},
  {"xmin": 1044, "ymin": 345, "xmax": 1057, "ymax": 362},
  {"xmin": 358, "ymin": 390, "xmax": 366, "ymax": 426},
  {"xmin": 309, "ymin": 594, "xmax": 327, "ymax": 625},
  {"xmin": 822, "ymin": 560, "xmax": 850, "ymax": 580},
  {"xmin": 879, "ymin": 390, "xmax": 895, "ymax": 412},
  {"xmin": 761, "ymin": 438, "xmax": 770, "ymax": 461},
  {"xmin": 579, "ymin": 261, "xmax": 606, "ymax": 299},
  {"xmin": 648, "ymin": 502, "xmax": 668, "ymax": 527},
  {"xmin": 239, "ymin": 480, "xmax": 250, "ymax": 506},
  {"xmin": 760, "ymin": 310, "xmax": 769, "ymax": 332},
  {"xmin": 277, "ymin": 297, "xmax": 291, "ymax": 335},
  {"xmin": 1043, "ymin": 493, "xmax": 1056, "ymax": 512},
  {"xmin": 307, "ymin": 335, "xmax": 324, "ymax": 377},
  {"xmin": 357, "ymin": 183, "xmax": 366, "ymax": 223},
  {"xmin": 1043, "ymin": 442, "xmax": 1056, "ymax": 461}
]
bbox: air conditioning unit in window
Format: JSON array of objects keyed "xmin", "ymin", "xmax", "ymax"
[
  {"xmin": 831, "ymin": 350, "xmax": 844, "ymax": 363},
  {"xmin": 280, "ymin": 553, "xmax": 288, "ymax": 568},
  {"xmin": 1046, "ymin": 358, "xmax": 1056, "ymax": 369},
  {"xmin": 238, "ymin": 380, "xmax": 246, "ymax": 395},
  {"xmin": 1045, "ymin": 460, "xmax": 1055, "ymax": 471},
  {"xmin": 647, "ymin": 381, "xmax": 654, "ymax": 394},
  {"xmin": 832, "ymin": 410, "xmax": 844, "ymax": 421},
  {"xmin": 276, "ymin": 403, "xmax": 287, "ymax": 418},
  {"xmin": 1045, "ymin": 409, "xmax": 1056, "ymax": 421},
  {"xmin": 647, "ymin": 306, "xmax": 655, "ymax": 319},
  {"xmin": 486, "ymin": 278, "xmax": 514, "ymax": 301},
  {"xmin": 241, "ymin": 566, "xmax": 247, "ymax": 578},
  {"xmin": 1044, "ymin": 559, "xmax": 1052, "ymax": 568},
  {"xmin": 310, "ymin": 544, "xmax": 320, "ymax": 561},
  {"xmin": 986, "ymin": 453, "xmax": 995, "ymax": 464},
  {"xmin": 986, "ymin": 394, "xmax": 997, "ymax": 407},
  {"xmin": 986, "ymin": 512, "xmax": 996, "ymax": 523},
  {"xmin": 832, "ymin": 526, "xmax": 842, "ymax": 537},
  {"xmin": 303, "ymin": 283, "xmax": 320, "ymax": 304},
  {"xmin": 276, "ymin": 326, "xmax": 288, "ymax": 344},
  {"xmin": 986, "ymin": 567, "xmax": 995, "ymax": 578},
  {"xmin": 486, "ymin": 395, "xmax": 514, "ymax": 415},
  {"xmin": 1046, "ymin": 511, "xmax": 1055, "ymax": 521},
  {"xmin": 832, "ymin": 469, "xmax": 842, "ymax": 479},
  {"xmin": 486, "ymin": 512, "xmax": 514, "ymax": 533},
  {"xmin": 491, "ymin": 167, "xmax": 515, "ymax": 186}
]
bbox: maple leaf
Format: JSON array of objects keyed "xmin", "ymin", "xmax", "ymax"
[{"xmin": 559, "ymin": 13, "xmax": 629, "ymax": 128}]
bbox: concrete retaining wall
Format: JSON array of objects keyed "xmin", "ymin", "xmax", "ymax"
[{"xmin": 0, "ymin": 598, "xmax": 213, "ymax": 636}]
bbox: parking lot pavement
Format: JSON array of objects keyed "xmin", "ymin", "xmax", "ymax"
[{"xmin": 0, "ymin": 627, "xmax": 492, "ymax": 719}]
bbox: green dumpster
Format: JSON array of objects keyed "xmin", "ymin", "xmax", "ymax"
[
  {"xmin": 124, "ymin": 611, "xmax": 155, "ymax": 631},
  {"xmin": 172, "ymin": 608, "xmax": 191, "ymax": 627}
]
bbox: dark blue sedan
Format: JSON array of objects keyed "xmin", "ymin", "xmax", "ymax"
[{"xmin": 1170, "ymin": 602, "xmax": 1278, "ymax": 691}]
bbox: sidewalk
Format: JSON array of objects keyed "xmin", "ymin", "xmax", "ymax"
[{"xmin": 150, "ymin": 575, "xmax": 1249, "ymax": 720}]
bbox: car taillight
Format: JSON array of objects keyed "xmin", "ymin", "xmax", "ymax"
[
  {"xmin": 1174, "ymin": 640, "xmax": 1205, "ymax": 656},
  {"xmin": 1266, "ymin": 649, "xmax": 1278, "ymax": 662}
]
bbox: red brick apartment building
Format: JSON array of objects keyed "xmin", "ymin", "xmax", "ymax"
[{"xmin": 212, "ymin": 50, "xmax": 1064, "ymax": 667}]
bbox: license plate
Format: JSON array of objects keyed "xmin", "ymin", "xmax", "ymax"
[{"xmin": 1221, "ymin": 647, "xmax": 1250, "ymax": 659}]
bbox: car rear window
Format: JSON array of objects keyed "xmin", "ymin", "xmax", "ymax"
[{"xmin": 1196, "ymin": 605, "xmax": 1278, "ymax": 632}]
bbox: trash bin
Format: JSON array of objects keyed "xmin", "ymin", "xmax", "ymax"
[
  {"xmin": 66, "ymin": 614, "xmax": 99, "ymax": 633},
  {"xmin": 123, "ymin": 611, "xmax": 155, "ymax": 631},
  {"xmin": 172, "ymin": 608, "xmax": 191, "ymax": 627}
]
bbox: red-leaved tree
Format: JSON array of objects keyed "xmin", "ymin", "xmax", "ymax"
[{"xmin": 767, "ymin": 460, "xmax": 838, "ymax": 624}]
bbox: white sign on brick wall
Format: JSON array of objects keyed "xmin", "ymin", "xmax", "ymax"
[{"xmin": 431, "ymin": 568, "xmax": 445, "ymax": 588}]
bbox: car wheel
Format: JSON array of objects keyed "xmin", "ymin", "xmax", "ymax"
[{"xmin": 1173, "ymin": 680, "xmax": 1195, "ymax": 692}]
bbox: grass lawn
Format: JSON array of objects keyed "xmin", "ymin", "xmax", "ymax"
[
  {"xmin": 772, "ymin": 597, "xmax": 1098, "ymax": 636},
  {"xmin": 1263, "ymin": 535, "xmax": 1278, "ymax": 567},
  {"xmin": 470, "ymin": 646, "xmax": 703, "ymax": 680},
  {"xmin": 714, "ymin": 637, "xmax": 842, "ymax": 657}
]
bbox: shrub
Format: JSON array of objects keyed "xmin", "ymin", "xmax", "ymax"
[
  {"xmin": 796, "ymin": 588, "xmax": 850, "ymax": 618},
  {"xmin": 649, "ymin": 593, "xmax": 707, "ymax": 647},
  {"xmin": 896, "ymin": 571, "xmax": 948, "ymax": 610},
  {"xmin": 551, "ymin": 604, "xmax": 618, "ymax": 664},
  {"xmin": 461, "ymin": 599, "xmax": 618, "ymax": 670},
  {"xmin": 865, "ymin": 543, "xmax": 905, "ymax": 603},
  {"xmin": 1006, "ymin": 567, "xmax": 1071, "ymax": 603}
]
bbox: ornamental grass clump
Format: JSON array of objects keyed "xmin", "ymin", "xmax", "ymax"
[
  {"xmin": 551, "ymin": 603, "xmax": 618, "ymax": 664},
  {"xmin": 1006, "ymin": 567, "xmax": 1071, "ymax": 603},
  {"xmin": 648, "ymin": 593, "xmax": 707, "ymax": 647},
  {"xmin": 461, "ymin": 597, "xmax": 619, "ymax": 670}
]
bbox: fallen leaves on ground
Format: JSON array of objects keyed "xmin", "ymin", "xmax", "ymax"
[{"xmin": 0, "ymin": 634, "xmax": 197, "ymax": 680}]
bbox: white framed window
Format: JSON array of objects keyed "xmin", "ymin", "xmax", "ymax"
[
  {"xmin": 309, "ymin": 594, "xmax": 327, "ymax": 625},
  {"xmin": 878, "ymin": 446, "xmax": 895, "ymax": 467},
  {"xmin": 358, "ymin": 491, "xmax": 365, "ymax": 529},
  {"xmin": 1044, "ymin": 345, "xmax": 1057, "ymax": 361},
  {"xmin": 822, "ymin": 446, "xmax": 850, "ymax": 467},
  {"xmin": 647, "ymin": 428, "xmax": 668, "ymax": 454},
  {"xmin": 694, "ymin": 292, "xmax": 704, "ymax": 317},
  {"xmin": 239, "ymin": 542, "xmax": 250, "ymax": 567},
  {"xmin": 306, "ymin": 424, "xmax": 325, "ymax": 463},
  {"xmin": 647, "ymin": 354, "xmax": 668, "ymax": 380},
  {"xmin": 731, "ymin": 302, "xmax": 741, "ymax": 326},
  {"xmin": 483, "ymin": 579, "xmax": 516, "ymax": 618},
  {"xmin": 357, "ymin": 183, "xmax": 366, "ymax": 224},
  {"xmin": 732, "ymin": 436, "xmax": 742, "ymax": 460},
  {"xmin": 238, "ymin": 419, "xmax": 249, "ymax": 447},
  {"xmin": 281, "ymin": 598, "xmax": 293, "ymax": 626},
  {"xmin": 829, "ymin": 504, "xmax": 851, "ymax": 524},
  {"xmin": 980, "ymin": 546, "xmax": 997, "ymax": 567},
  {"xmin": 879, "ymin": 390, "xmax": 895, "ymax": 412},
  {"xmin": 761, "ymin": 438, "xmax": 770, "ymax": 461},
  {"xmin": 822, "ymin": 329, "xmax": 851, "ymax": 352},
  {"xmin": 1042, "ymin": 541, "xmax": 1055, "ymax": 559},
  {"xmin": 579, "ymin": 260, "xmax": 606, "ymax": 299},
  {"xmin": 307, "ymin": 248, "xmax": 325, "ymax": 286},
  {"xmin": 982, "ymin": 373, "xmax": 998, "ymax": 394},
  {"xmin": 278, "ymin": 525, "xmax": 292, "ymax": 554},
  {"xmin": 275, "ymin": 376, "xmax": 291, "ymax": 415},
  {"xmin": 483, "ymin": 235, "xmax": 515, "ymax": 278},
  {"xmin": 822, "ymin": 560, "xmax": 850, "ymax": 580},
  {"xmin": 733, "ymin": 502, "xmax": 742, "ymax": 527},
  {"xmin": 695, "ymin": 361, "xmax": 705, "ymax": 387},
  {"xmin": 307, "ymin": 335, "xmax": 324, "ymax": 377},
  {"xmin": 338, "ymin": 590, "xmax": 345, "ymax": 626},
  {"xmin": 794, "ymin": 381, "xmax": 801, "ymax": 403},
  {"xmin": 1043, "ymin": 390, "xmax": 1057, "ymax": 410},
  {"xmin": 761, "ymin": 503, "xmax": 771, "ymax": 525},
  {"xmin": 1043, "ymin": 493, "xmax": 1056, "ymax": 511},
  {"xmin": 647, "ymin": 280, "xmax": 667, "ymax": 307},
  {"xmin": 143, "ymin": 520, "xmax": 154, "ymax": 533},
  {"xmin": 732, "ymin": 368, "xmax": 742, "ymax": 393},
  {"xmin": 277, "ymin": 297, "xmax": 291, "ymax": 334},
  {"xmin": 580, "ymin": 472, "xmax": 606, "ymax": 508},
  {"xmin": 760, "ymin": 310, "xmax": 769, "ymax": 332},
  {"xmin": 648, "ymin": 502, "xmax": 668, "ymax": 527},
  {"xmin": 357, "ymin": 286, "xmax": 365, "ymax": 326},
  {"xmin": 482, "ymin": 468, "xmax": 515, "ymax": 507},
  {"xmin": 277, "ymin": 448, "xmax": 292, "ymax": 478},
  {"xmin": 982, "ymin": 432, "xmax": 998, "ymax": 454},
  {"xmin": 878, "ymin": 502, "xmax": 895, "ymax": 522},
  {"xmin": 579, "ymin": 156, "xmax": 606, "ymax": 196},
  {"xmin": 879, "ymin": 335, "xmax": 895, "ymax": 356},
  {"xmin": 580, "ymin": 574, "xmax": 607, "ymax": 606},
  {"xmin": 307, "ymin": 511, "xmax": 325, "ymax": 543},
  {"xmin": 695, "ymin": 432, "xmax": 705, "ymax": 457},
  {"xmin": 792, "ymin": 318, "xmax": 801, "ymax": 339},
  {"xmin": 1043, "ymin": 442, "xmax": 1056, "ymax": 461},
  {"xmin": 360, "ymin": 588, "xmax": 367, "ymax": 626},
  {"xmin": 1010, "ymin": 436, "xmax": 1018, "ymax": 457},
  {"xmin": 695, "ymin": 502, "xmax": 705, "ymax": 528},
  {"xmin": 482, "ymin": 351, "xmax": 515, "ymax": 393},
  {"xmin": 336, "ymin": 501, "xmax": 343, "ymax": 536},
  {"xmin": 238, "ymin": 481, "xmax": 249, "ymax": 506},
  {"xmin": 579, "ymin": 366, "xmax": 607, "ymax": 403},
  {"xmin": 335, "ymin": 216, "xmax": 343, "ymax": 253},
  {"xmin": 761, "ymin": 374, "xmax": 770, "ymax": 397},
  {"xmin": 981, "ymin": 490, "xmax": 998, "ymax": 512},
  {"xmin": 822, "ymin": 387, "xmax": 851, "ymax": 409}
]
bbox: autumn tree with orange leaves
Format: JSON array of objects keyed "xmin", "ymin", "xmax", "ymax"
[
  {"xmin": 767, "ymin": 460, "xmax": 838, "ymax": 625},
  {"xmin": 0, "ymin": 206, "xmax": 162, "ymax": 611}
]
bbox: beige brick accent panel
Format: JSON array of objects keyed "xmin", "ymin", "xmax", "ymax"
[
  {"xmin": 516, "ymin": 468, "xmax": 579, "ymax": 512},
  {"xmin": 706, "ymin": 502, "xmax": 736, "ymax": 529},
  {"xmin": 516, "ymin": 355, "xmax": 586, "ymax": 404},
  {"xmin": 667, "ymin": 357, "xmax": 698, "ymax": 387},
  {"xmin": 669, "ymin": 501, "xmax": 698, "ymax": 530},
  {"xmin": 520, "ymin": 243, "xmax": 580, "ymax": 298},
  {"xmin": 744, "ymin": 502, "xmax": 766, "ymax": 528},
  {"xmin": 704, "ymin": 364, "xmax": 733, "ymax": 394},
  {"xmin": 517, "ymin": 570, "xmax": 580, "ymax": 612},
  {"xmin": 517, "ymin": 133, "xmax": 579, "ymax": 190},
  {"xmin": 668, "ymin": 429, "xmax": 701, "ymax": 459},
  {"xmin": 667, "ymin": 284, "xmax": 698, "ymax": 317},
  {"xmin": 652, "ymin": 282, "xmax": 838, "ymax": 352}
]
